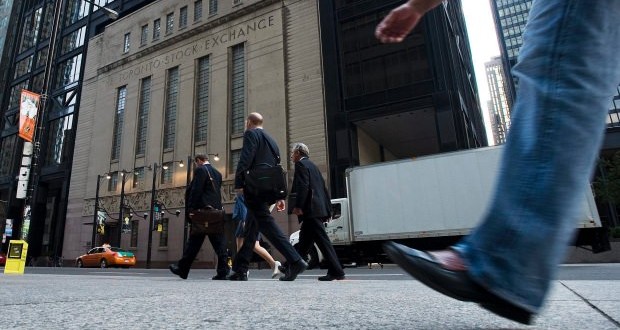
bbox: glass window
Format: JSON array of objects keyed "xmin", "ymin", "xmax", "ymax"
[
  {"xmin": 229, "ymin": 149, "xmax": 241, "ymax": 176},
  {"xmin": 153, "ymin": 18, "xmax": 161, "ymax": 40},
  {"xmin": 35, "ymin": 47, "xmax": 49, "ymax": 69},
  {"xmin": 140, "ymin": 25, "xmax": 148, "ymax": 46},
  {"xmin": 166, "ymin": 13, "xmax": 174, "ymax": 35},
  {"xmin": 40, "ymin": 3, "xmax": 54, "ymax": 41},
  {"xmin": 194, "ymin": 0, "xmax": 203, "ymax": 22},
  {"xmin": 164, "ymin": 67, "xmax": 179, "ymax": 149},
  {"xmin": 130, "ymin": 220, "xmax": 139, "ymax": 247},
  {"xmin": 159, "ymin": 218, "xmax": 169, "ymax": 247},
  {"xmin": 132, "ymin": 167, "xmax": 145, "ymax": 189},
  {"xmin": 14, "ymin": 56, "xmax": 33, "ymax": 79},
  {"xmin": 55, "ymin": 54, "xmax": 83, "ymax": 88},
  {"xmin": 161, "ymin": 163, "xmax": 173, "ymax": 184},
  {"xmin": 0, "ymin": 135, "xmax": 17, "ymax": 177},
  {"xmin": 136, "ymin": 77, "xmax": 151, "ymax": 156},
  {"xmin": 108, "ymin": 171, "xmax": 118, "ymax": 192},
  {"xmin": 61, "ymin": 26, "xmax": 86, "ymax": 55},
  {"xmin": 65, "ymin": 0, "xmax": 90, "ymax": 27},
  {"xmin": 195, "ymin": 56, "xmax": 210, "ymax": 143},
  {"xmin": 19, "ymin": 7, "xmax": 43, "ymax": 53},
  {"xmin": 179, "ymin": 6, "xmax": 188, "ymax": 29},
  {"xmin": 230, "ymin": 43, "xmax": 245, "ymax": 135},
  {"xmin": 44, "ymin": 114, "xmax": 74, "ymax": 166},
  {"xmin": 111, "ymin": 86, "xmax": 127, "ymax": 160},
  {"xmin": 209, "ymin": 0, "xmax": 218, "ymax": 15},
  {"xmin": 123, "ymin": 33, "xmax": 130, "ymax": 53},
  {"xmin": 8, "ymin": 82, "xmax": 29, "ymax": 110}
]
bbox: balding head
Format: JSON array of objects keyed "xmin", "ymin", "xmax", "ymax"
[{"xmin": 246, "ymin": 112, "xmax": 264, "ymax": 129}]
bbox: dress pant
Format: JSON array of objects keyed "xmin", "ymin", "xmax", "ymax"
[
  {"xmin": 454, "ymin": 0, "xmax": 620, "ymax": 313},
  {"xmin": 178, "ymin": 231, "xmax": 229, "ymax": 276},
  {"xmin": 296, "ymin": 215, "xmax": 344, "ymax": 277},
  {"xmin": 233, "ymin": 200, "xmax": 301, "ymax": 273}
]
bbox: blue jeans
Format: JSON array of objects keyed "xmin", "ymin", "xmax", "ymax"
[{"xmin": 454, "ymin": 0, "xmax": 620, "ymax": 313}]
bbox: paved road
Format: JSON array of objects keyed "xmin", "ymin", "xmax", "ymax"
[{"xmin": 1, "ymin": 264, "xmax": 619, "ymax": 329}]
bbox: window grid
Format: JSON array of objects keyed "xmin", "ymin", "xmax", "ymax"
[
  {"xmin": 164, "ymin": 67, "xmax": 179, "ymax": 149},
  {"xmin": 179, "ymin": 6, "xmax": 188, "ymax": 29},
  {"xmin": 166, "ymin": 13, "xmax": 174, "ymax": 35},
  {"xmin": 136, "ymin": 77, "xmax": 151, "ymax": 155},
  {"xmin": 0, "ymin": 135, "xmax": 17, "ymax": 177},
  {"xmin": 153, "ymin": 18, "xmax": 161, "ymax": 40},
  {"xmin": 161, "ymin": 163, "xmax": 173, "ymax": 184},
  {"xmin": 230, "ymin": 43, "xmax": 245, "ymax": 135},
  {"xmin": 44, "ymin": 114, "xmax": 73, "ymax": 166},
  {"xmin": 130, "ymin": 220, "xmax": 139, "ymax": 247},
  {"xmin": 55, "ymin": 54, "xmax": 83, "ymax": 89},
  {"xmin": 111, "ymin": 86, "xmax": 127, "ymax": 160},
  {"xmin": 108, "ymin": 172, "xmax": 119, "ymax": 192},
  {"xmin": 230, "ymin": 149, "xmax": 241, "ymax": 176},
  {"xmin": 140, "ymin": 25, "xmax": 148, "ymax": 46},
  {"xmin": 194, "ymin": 0, "xmax": 203, "ymax": 21},
  {"xmin": 159, "ymin": 218, "xmax": 169, "ymax": 247},
  {"xmin": 195, "ymin": 56, "xmax": 210, "ymax": 143},
  {"xmin": 132, "ymin": 167, "xmax": 145, "ymax": 189},
  {"xmin": 123, "ymin": 33, "xmax": 130, "ymax": 53},
  {"xmin": 208, "ymin": 0, "xmax": 218, "ymax": 15}
]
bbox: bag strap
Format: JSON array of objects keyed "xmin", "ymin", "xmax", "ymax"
[
  {"xmin": 203, "ymin": 164, "xmax": 221, "ymax": 209},
  {"xmin": 259, "ymin": 130, "xmax": 281, "ymax": 165}
]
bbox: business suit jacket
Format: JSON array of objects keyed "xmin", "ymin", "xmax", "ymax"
[
  {"xmin": 186, "ymin": 163, "xmax": 222, "ymax": 210},
  {"xmin": 292, "ymin": 157, "xmax": 331, "ymax": 220},
  {"xmin": 234, "ymin": 128, "xmax": 281, "ymax": 189}
]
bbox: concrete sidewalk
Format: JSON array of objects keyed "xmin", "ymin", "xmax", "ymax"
[{"xmin": 1, "ymin": 271, "xmax": 619, "ymax": 329}]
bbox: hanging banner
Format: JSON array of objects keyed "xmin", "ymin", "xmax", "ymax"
[{"xmin": 18, "ymin": 90, "xmax": 41, "ymax": 142}]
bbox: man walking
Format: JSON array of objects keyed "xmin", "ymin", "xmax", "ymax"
[
  {"xmin": 169, "ymin": 154, "xmax": 229, "ymax": 280},
  {"xmin": 376, "ymin": 0, "xmax": 620, "ymax": 325},
  {"xmin": 231, "ymin": 112, "xmax": 307, "ymax": 281},
  {"xmin": 290, "ymin": 142, "xmax": 345, "ymax": 281}
]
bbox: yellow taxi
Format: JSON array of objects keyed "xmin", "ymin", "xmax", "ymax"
[{"xmin": 76, "ymin": 246, "xmax": 136, "ymax": 268}]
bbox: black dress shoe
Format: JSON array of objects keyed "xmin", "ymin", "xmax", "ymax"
[
  {"xmin": 228, "ymin": 272, "xmax": 248, "ymax": 281},
  {"xmin": 169, "ymin": 264, "xmax": 188, "ymax": 280},
  {"xmin": 318, "ymin": 274, "xmax": 345, "ymax": 281},
  {"xmin": 383, "ymin": 242, "xmax": 533, "ymax": 325},
  {"xmin": 279, "ymin": 259, "xmax": 308, "ymax": 281}
]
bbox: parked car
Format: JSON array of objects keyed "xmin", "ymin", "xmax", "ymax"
[
  {"xmin": 0, "ymin": 251, "xmax": 6, "ymax": 266},
  {"xmin": 76, "ymin": 246, "xmax": 136, "ymax": 268}
]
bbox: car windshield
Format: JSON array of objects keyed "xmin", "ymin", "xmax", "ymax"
[{"xmin": 110, "ymin": 247, "xmax": 128, "ymax": 253}]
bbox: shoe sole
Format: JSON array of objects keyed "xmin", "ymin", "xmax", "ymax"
[{"xmin": 383, "ymin": 242, "xmax": 532, "ymax": 325}]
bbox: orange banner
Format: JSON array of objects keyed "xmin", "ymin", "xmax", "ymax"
[{"xmin": 18, "ymin": 90, "xmax": 40, "ymax": 142}]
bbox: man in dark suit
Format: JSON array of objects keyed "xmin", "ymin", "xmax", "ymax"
[
  {"xmin": 290, "ymin": 142, "xmax": 345, "ymax": 281},
  {"xmin": 169, "ymin": 154, "xmax": 229, "ymax": 280},
  {"xmin": 230, "ymin": 112, "xmax": 307, "ymax": 281}
]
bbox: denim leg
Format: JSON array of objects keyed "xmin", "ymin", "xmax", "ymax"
[{"xmin": 454, "ymin": 0, "xmax": 620, "ymax": 313}]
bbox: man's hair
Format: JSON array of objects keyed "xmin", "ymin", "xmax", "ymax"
[
  {"xmin": 247, "ymin": 112, "xmax": 263, "ymax": 126},
  {"xmin": 194, "ymin": 154, "xmax": 208, "ymax": 162},
  {"xmin": 291, "ymin": 142, "xmax": 309, "ymax": 157}
]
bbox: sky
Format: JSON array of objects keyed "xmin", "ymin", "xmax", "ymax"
[{"xmin": 461, "ymin": 0, "xmax": 500, "ymax": 144}]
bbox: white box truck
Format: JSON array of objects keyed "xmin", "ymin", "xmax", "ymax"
[{"xmin": 290, "ymin": 146, "xmax": 609, "ymax": 268}]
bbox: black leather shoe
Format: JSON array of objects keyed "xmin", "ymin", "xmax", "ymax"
[
  {"xmin": 318, "ymin": 274, "xmax": 345, "ymax": 281},
  {"xmin": 383, "ymin": 241, "xmax": 533, "ymax": 325},
  {"xmin": 169, "ymin": 264, "xmax": 188, "ymax": 280},
  {"xmin": 228, "ymin": 272, "xmax": 248, "ymax": 281},
  {"xmin": 279, "ymin": 259, "xmax": 308, "ymax": 281}
]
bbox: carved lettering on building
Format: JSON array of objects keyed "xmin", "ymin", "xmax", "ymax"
[{"xmin": 113, "ymin": 15, "xmax": 276, "ymax": 84}]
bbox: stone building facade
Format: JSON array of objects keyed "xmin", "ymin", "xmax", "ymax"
[{"xmin": 64, "ymin": 0, "xmax": 328, "ymax": 267}]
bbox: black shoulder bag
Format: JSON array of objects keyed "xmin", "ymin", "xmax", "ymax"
[
  {"xmin": 244, "ymin": 135, "xmax": 288, "ymax": 204},
  {"xmin": 190, "ymin": 166, "xmax": 225, "ymax": 235}
]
